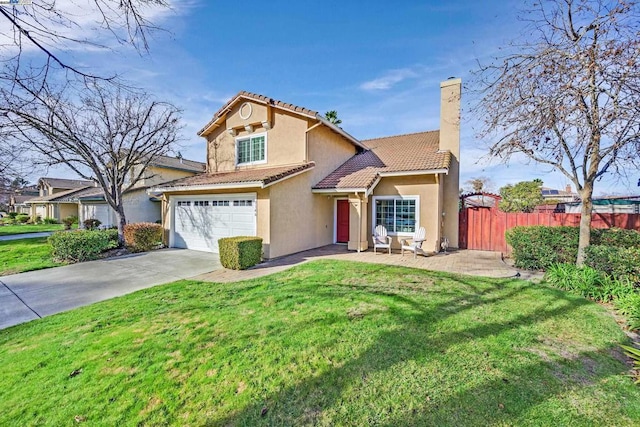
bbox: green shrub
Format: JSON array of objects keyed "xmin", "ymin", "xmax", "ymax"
[
  {"xmin": 507, "ymin": 226, "xmax": 640, "ymax": 270},
  {"xmin": 616, "ymin": 293, "xmax": 640, "ymax": 331},
  {"xmin": 585, "ymin": 245, "xmax": 640, "ymax": 285},
  {"xmin": 83, "ymin": 218, "xmax": 101, "ymax": 230},
  {"xmin": 62, "ymin": 216, "xmax": 77, "ymax": 230},
  {"xmin": 506, "ymin": 226, "xmax": 579, "ymax": 269},
  {"xmin": 16, "ymin": 214, "xmax": 29, "ymax": 224},
  {"xmin": 123, "ymin": 222, "xmax": 163, "ymax": 252},
  {"xmin": 544, "ymin": 263, "xmax": 634, "ymax": 302},
  {"xmin": 218, "ymin": 236, "xmax": 263, "ymax": 270},
  {"xmin": 620, "ymin": 344, "xmax": 640, "ymax": 384},
  {"xmin": 7, "ymin": 212, "xmax": 18, "ymax": 219},
  {"xmin": 48, "ymin": 229, "xmax": 119, "ymax": 262},
  {"xmin": 42, "ymin": 217, "xmax": 59, "ymax": 224},
  {"xmin": 592, "ymin": 227, "xmax": 640, "ymax": 249}
]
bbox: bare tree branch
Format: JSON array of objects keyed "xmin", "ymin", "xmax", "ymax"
[{"xmin": 472, "ymin": 0, "xmax": 640, "ymax": 264}]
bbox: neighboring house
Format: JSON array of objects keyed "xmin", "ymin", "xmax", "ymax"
[
  {"xmin": 26, "ymin": 178, "xmax": 94, "ymax": 220},
  {"xmin": 564, "ymin": 196, "xmax": 640, "ymax": 214},
  {"xmin": 8, "ymin": 185, "xmax": 39, "ymax": 214},
  {"xmin": 541, "ymin": 185, "xmax": 578, "ymax": 203},
  {"xmin": 152, "ymin": 79, "xmax": 461, "ymax": 258},
  {"xmin": 76, "ymin": 155, "xmax": 205, "ymax": 227},
  {"xmin": 24, "ymin": 155, "xmax": 205, "ymax": 225}
]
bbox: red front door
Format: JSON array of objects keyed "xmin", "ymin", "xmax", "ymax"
[{"xmin": 336, "ymin": 200, "xmax": 350, "ymax": 243}]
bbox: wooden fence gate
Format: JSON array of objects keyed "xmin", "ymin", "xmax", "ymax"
[{"xmin": 459, "ymin": 193, "xmax": 640, "ymax": 255}]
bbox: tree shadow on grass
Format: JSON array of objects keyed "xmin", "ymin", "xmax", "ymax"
[{"xmin": 204, "ymin": 268, "xmax": 636, "ymax": 426}]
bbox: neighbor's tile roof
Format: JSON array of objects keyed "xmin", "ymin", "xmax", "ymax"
[
  {"xmin": 40, "ymin": 177, "xmax": 93, "ymax": 189},
  {"xmin": 155, "ymin": 162, "xmax": 315, "ymax": 190},
  {"xmin": 151, "ymin": 154, "xmax": 206, "ymax": 173},
  {"xmin": 199, "ymin": 91, "xmax": 318, "ymax": 135},
  {"xmin": 25, "ymin": 187, "xmax": 91, "ymax": 203},
  {"xmin": 314, "ymin": 131, "xmax": 450, "ymax": 190}
]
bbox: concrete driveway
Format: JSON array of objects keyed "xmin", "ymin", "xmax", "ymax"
[{"xmin": 0, "ymin": 249, "xmax": 220, "ymax": 330}]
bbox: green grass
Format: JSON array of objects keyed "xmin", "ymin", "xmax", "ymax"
[
  {"xmin": 0, "ymin": 224, "xmax": 64, "ymax": 236},
  {"xmin": 1, "ymin": 260, "xmax": 638, "ymax": 426},
  {"xmin": 0, "ymin": 237, "xmax": 64, "ymax": 276}
]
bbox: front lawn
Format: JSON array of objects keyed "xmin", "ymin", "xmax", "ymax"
[
  {"xmin": 0, "ymin": 237, "xmax": 64, "ymax": 276},
  {"xmin": 0, "ymin": 223, "xmax": 64, "ymax": 236},
  {"xmin": 0, "ymin": 260, "xmax": 638, "ymax": 425}
]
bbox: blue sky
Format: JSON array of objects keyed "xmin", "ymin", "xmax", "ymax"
[{"xmin": 28, "ymin": 0, "xmax": 639, "ymax": 195}]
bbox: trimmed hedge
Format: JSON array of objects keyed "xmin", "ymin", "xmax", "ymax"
[
  {"xmin": 585, "ymin": 245, "xmax": 640, "ymax": 285},
  {"xmin": 48, "ymin": 229, "xmax": 119, "ymax": 262},
  {"xmin": 218, "ymin": 236, "xmax": 263, "ymax": 270},
  {"xmin": 505, "ymin": 226, "xmax": 579, "ymax": 269},
  {"xmin": 506, "ymin": 226, "xmax": 640, "ymax": 270},
  {"xmin": 124, "ymin": 222, "xmax": 163, "ymax": 252}
]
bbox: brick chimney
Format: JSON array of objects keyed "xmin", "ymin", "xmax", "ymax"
[
  {"xmin": 440, "ymin": 77, "xmax": 461, "ymax": 248},
  {"xmin": 565, "ymin": 184, "xmax": 572, "ymax": 193}
]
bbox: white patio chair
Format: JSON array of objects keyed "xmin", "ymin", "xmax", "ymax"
[
  {"xmin": 401, "ymin": 227, "xmax": 426, "ymax": 258},
  {"xmin": 373, "ymin": 225, "xmax": 392, "ymax": 254}
]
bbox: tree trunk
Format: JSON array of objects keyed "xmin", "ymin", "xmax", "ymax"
[
  {"xmin": 115, "ymin": 204, "xmax": 127, "ymax": 247},
  {"xmin": 576, "ymin": 183, "xmax": 594, "ymax": 266}
]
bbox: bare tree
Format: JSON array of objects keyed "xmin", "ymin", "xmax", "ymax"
[
  {"xmin": 473, "ymin": 0, "xmax": 640, "ymax": 264},
  {"xmin": 6, "ymin": 80, "xmax": 181, "ymax": 242},
  {"xmin": 0, "ymin": 1, "xmax": 171, "ymax": 173}
]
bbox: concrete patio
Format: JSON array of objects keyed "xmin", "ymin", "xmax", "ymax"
[{"xmin": 194, "ymin": 245, "xmax": 541, "ymax": 283}]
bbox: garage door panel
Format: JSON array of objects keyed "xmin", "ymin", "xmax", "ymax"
[{"xmin": 171, "ymin": 194, "xmax": 257, "ymax": 253}]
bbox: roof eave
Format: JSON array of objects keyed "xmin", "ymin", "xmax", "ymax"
[{"xmin": 315, "ymin": 115, "xmax": 367, "ymax": 150}]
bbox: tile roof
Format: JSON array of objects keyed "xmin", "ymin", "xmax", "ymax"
[
  {"xmin": 150, "ymin": 154, "xmax": 206, "ymax": 173},
  {"xmin": 199, "ymin": 91, "xmax": 319, "ymax": 136},
  {"xmin": 314, "ymin": 131, "xmax": 450, "ymax": 190},
  {"xmin": 26, "ymin": 187, "xmax": 92, "ymax": 203},
  {"xmin": 154, "ymin": 163, "xmax": 315, "ymax": 190},
  {"xmin": 40, "ymin": 177, "xmax": 94, "ymax": 189}
]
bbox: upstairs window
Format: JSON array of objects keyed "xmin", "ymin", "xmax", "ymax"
[{"xmin": 236, "ymin": 133, "xmax": 266, "ymax": 165}]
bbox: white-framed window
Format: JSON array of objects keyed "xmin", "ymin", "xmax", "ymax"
[
  {"xmin": 177, "ymin": 201, "xmax": 191, "ymax": 207},
  {"xmin": 236, "ymin": 133, "xmax": 267, "ymax": 166},
  {"xmin": 372, "ymin": 196, "xmax": 419, "ymax": 235},
  {"xmin": 211, "ymin": 200, "xmax": 229, "ymax": 207},
  {"xmin": 233, "ymin": 200, "xmax": 253, "ymax": 207}
]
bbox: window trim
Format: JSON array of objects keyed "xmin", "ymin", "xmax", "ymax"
[
  {"xmin": 371, "ymin": 195, "xmax": 420, "ymax": 236},
  {"xmin": 235, "ymin": 132, "xmax": 267, "ymax": 166}
]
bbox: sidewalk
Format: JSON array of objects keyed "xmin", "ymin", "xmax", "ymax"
[
  {"xmin": 193, "ymin": 245, "xmax": 543, "ymax": 283},
  {"xmin": 0, "ymin": 232, "xmax": 54, "ymax": 241}
]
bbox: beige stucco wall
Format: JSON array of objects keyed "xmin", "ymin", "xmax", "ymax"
[
  {"xmin": 123, "ymin": 190, "xmax": 162, "ymax": 224},
  {"xmin": 133, "ymin": 165, "xmax": 198, "ymax": 189},
  {"xmin": 369, "ymin": 175, "xmax": 442, "ymax": 253},
  {"xmin": 440, "ymin": 79, "xmax": 461, "ymax": 248},
  {"xmin": 206, "ymin": 102, "xmax": 311, "ymax": 173},
  {"xmin": 58, "ymin": 203, "xmax": 79, "ymax": 221},
  {"xmin": 267, "ymin": 125, "xmax": 358, "ymax": 258}
]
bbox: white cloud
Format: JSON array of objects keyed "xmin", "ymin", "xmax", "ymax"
[{"xmin": 359, "ymin": 68, "xmax": 419, "ymax": 91}]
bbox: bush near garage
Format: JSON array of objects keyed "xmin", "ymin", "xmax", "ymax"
[
  {"xmin": 123, "ymin": 222, "xmax": 163, "ymax": 252},
  {"xmin": 42, "ymin": 217, "xmax": 59, "ymax": 224},
  {"xmin": 48, "ymin": 229, "xmax": 119, "ymax": 263},
  {"xmin": 218, "ymin": 236, "xmax": 263, "ymax": 270},
  {"xmin": 83, "ymin": 218, "xmax": 101, "ymax": 230},
  {"xmin": 62, "ymin": 216, "xmax": 77, "ymax": 230}
]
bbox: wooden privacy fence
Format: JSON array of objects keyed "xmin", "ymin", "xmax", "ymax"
[{"xmin": 459, "ymin": 194, "xmax": 640, "ymax": 254}]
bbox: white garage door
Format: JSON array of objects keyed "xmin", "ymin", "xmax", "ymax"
[
  {"xmin": 82, "ymin": 203, "xmax": 115, "ymax": 228},
  {"xmin": 171, "ymin": 194, "xmax": 257, "ymax": 253}
]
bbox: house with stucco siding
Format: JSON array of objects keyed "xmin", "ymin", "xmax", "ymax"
[
  {"xmin": 24, "ymin": 155, "xmax": 205, "ymax": 225},
  {"xmin": 152, "ymin": 78, "xmax": 461, "ymax": 259}
]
